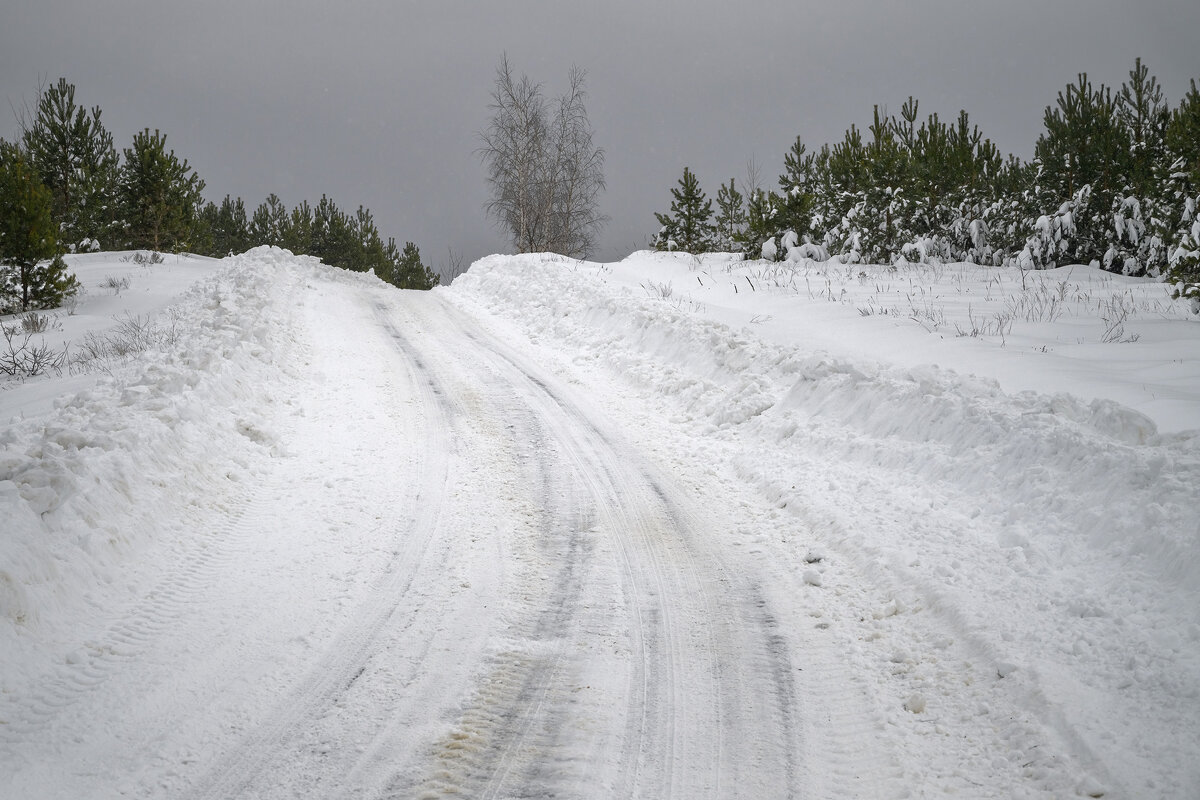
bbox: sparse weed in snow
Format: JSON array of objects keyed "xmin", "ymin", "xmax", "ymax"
[
  {"xmin": 1100, "ymin": 292, "xmax": 1141, "ymax": 343},
  {"xmin": 21, "ymin": 311, "xmax": 56, "ymax": 334},
  {"xmin": 641, "ymin": 280, "xmax": 674, "ymax": 301},
  {"xmin": 72, "ymin": 311, "xmax": 182, "ymax": 371},
  {"xmin": 1004, "ymin": 283, "xmax": 1065, "ymax": 323},
  {"xmin": 121, "ymin": 250, "xmax": 164, "ymax": 266},
  {"xmin": 101, "ymin": 275, "xmax": 132, "ymax": 294}
]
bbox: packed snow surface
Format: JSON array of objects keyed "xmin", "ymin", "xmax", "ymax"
[{"xmin": 1, "ymin": 247, "xmax": 1197, "ymax": 798}]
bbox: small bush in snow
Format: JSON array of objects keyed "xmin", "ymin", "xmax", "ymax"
[{"xmin": 0, "ymin": 323, "xmax": 66, "ymax": 377}]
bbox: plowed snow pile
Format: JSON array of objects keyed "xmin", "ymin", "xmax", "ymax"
[{"xmin": 447, "ymin": 251, "xmax": 1200, "ymax": 798}]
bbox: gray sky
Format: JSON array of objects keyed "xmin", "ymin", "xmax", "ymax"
[{"xmin": 2, "ymin": 1, "xmax": 1198, "ymax": 272}]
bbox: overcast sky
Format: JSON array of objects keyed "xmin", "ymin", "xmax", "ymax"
[{"xmin": 2, "ymin": 1, "xmax": 1198, "ymax": 272}]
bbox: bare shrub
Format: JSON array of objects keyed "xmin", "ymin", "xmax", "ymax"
[{"xmin": 0, "ymin": 324, "xmax": 66, "ymax": 377}]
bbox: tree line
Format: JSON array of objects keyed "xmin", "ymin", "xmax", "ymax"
[
  {"xmin": 653, "ymin": 58, "xmax": 1200, "ymax": 295},
  {"xmin": 0, "ymin": 78, "xmax": 436, "ymax": 314}
]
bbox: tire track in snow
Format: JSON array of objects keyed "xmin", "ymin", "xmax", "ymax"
[
  {"xmin": 474, "ymin": 312, "xmax": 804, "ymax": 799},
  {"xmin": 376, "ymin": 296, "xmax": 804, "ymax": 799},
  {"xmin": 0, "ymin": 476, "xmax": 266, "ymax": 752},
  {"xmin": 366, "ymin": 310, "xmax": 607, "ymax": 800}
]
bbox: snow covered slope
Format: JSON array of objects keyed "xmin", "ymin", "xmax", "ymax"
[{"xmin": 1, "ymin": 247, "xmax": 1197, "ymax": 798}]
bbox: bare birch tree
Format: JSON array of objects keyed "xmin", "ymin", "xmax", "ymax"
[{"xmin": 479, "ymin": 56, "xmax": 606, "ymax": 258}]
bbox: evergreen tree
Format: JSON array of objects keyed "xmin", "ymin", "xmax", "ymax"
[
  {"xmin": 119, "ymin": 129, "xmax": 205, "ymax": 252},
  {"xmin": 1033, "ymin": 73, "xmax": 1127, "ymax": 267},
  {"xmin": 1093, "ymin": 59, "xmax": 1174, "ymax": 276},
  {"xmin": 713, "ymin": 178, "xmax": 746, "ymax": 251},
  {"xmin": 249, "ymin": 193, "xmax": 289, "ymax": 247},
  {"xmin": 390, "ymin": 240, "xmax": 439, "ymax": 290},
  {"xmin": 1166, "ymin": 79, "xmax": 1200, "ymax": 193},
  {"xmin": 28, "ymin": 254, "xmax": 80, "ymax": 310},
  {"xmin": 654, "ymin": 167, "xmax": 715, "ymax": 253},
  {"xmin": 739, "ymin": 188, "xmax": 782, "ymax": 257},
  {"xmin": 845, "ymin": 106, "xmax": 913, "ymax": 263},
  {"xmin": 20, "ymin": 78, "xmax": 120, "ymax": 250},
  {"xmin": 310, "ymin": 195, "xmax": 358, "ymax": 271},
  {"xmin": 775, "ymin": 135, "xmax": 817, "ymax": 244},
  {"xmin": 0, "ymin": 142, "xmax": 70, "ymax": 312},
  {"xmin": 1164, "ymin": 82, "xmax": 1200, "ymax": 292},
  {"xmin": 283, "ymin": 199, "xmax": 314, "ymax": 255},
  {"xmin": 198, "ymin": 194, "xmax": 252, "ymax": 257},
  {"xmin": 1117, "ymin": 58, "xmax": 1170, "ymax": 198}
]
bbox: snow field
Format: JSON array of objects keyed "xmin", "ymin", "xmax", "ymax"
[{"xmin": 447, "ymin": 252, "xmax": 1200, "ymax": 797}]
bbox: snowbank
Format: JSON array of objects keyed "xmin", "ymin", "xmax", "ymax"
[
  {"xmin": 0, "ymin": 248, "xmax": 312, "ymax": 668},
  {"xmin": 448, "ymin": 251, "xmax": 1200, "ymax": 798}
]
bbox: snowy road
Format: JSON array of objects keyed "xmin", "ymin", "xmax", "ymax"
[
  {"xmin": 4, "ymin": 249, "xmax": 1198, "ymax": 798},
  {"xmin": 1, "ymin": 261, "xmax": 884, "ymax": 798}
]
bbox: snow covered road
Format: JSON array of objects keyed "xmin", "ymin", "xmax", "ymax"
[
  {"xmin": 2, "ymin": 248, "xmax": 1198, "ymax": 798},
  {"xmin": 1, "ymin": 253, "xmax": 877, "ymax": 798}
]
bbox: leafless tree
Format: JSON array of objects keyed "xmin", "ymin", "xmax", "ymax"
[{"xmin": 479, "ymin": 56, "xmax": 606, "ymax": 258}]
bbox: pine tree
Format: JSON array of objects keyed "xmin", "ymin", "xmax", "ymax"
[
  {"xmin": 1033, "ymin": 74, "xmax": 1127, "ymax": 267},
  {"xmin": 284, "ymin": 200, "xmax": 314, "ymax": 255},
  {"xmin": 739, "ymin": 188, "xmax": 782, "ymax": 257},
  {"xmin": 310, "ymin": 195, "xmax": 358, "ymax": 271},
  {"xmin": 390, "ymin": 241, "xmax": 439, "ymax": 290},
  {"xmin": 1164, "ymin": 82, "xmax": 1200, "ymax": 291},
  {"xmin": 850, "ymin": 106, "xmax": 913, "ymax": 263},
  {"xmin": 1166, "ymin": 79, "xmax": 1200, "ymax": 194},
  {"xmin": 198, "ymin": 194, "xmax": 252, "ymax": 257},
  {"xmin": 29, "ymin": 254, "xmax": 80, "ymax": 310},
  {"xmin": 249, "ymin": 193, "xmax": 289, "ymax": 247},
  {"xmin": 654, "ymin": 167, "xmax": 715, "ymax": 254},
  {"xmin": 119, "ymin": 129, "xmax": 205, "ymax": 252},
  {"xmin": 1117, "ymin": 58, "xmax": 1170, "ymax": 198},
  {"xmin": 713, "ymin": 178, "xmax": 746, "ymax": 251},
  {"xmin": 20, "ymin": 78, "xmax": 120, "ymax": 250},
  {"xmin": 0, "ymin": 142, "xmax": 67, "ymax": 312},
  {"xmin": 775, "ymin": 135, "xmax": 816, "ymax": 243}
]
